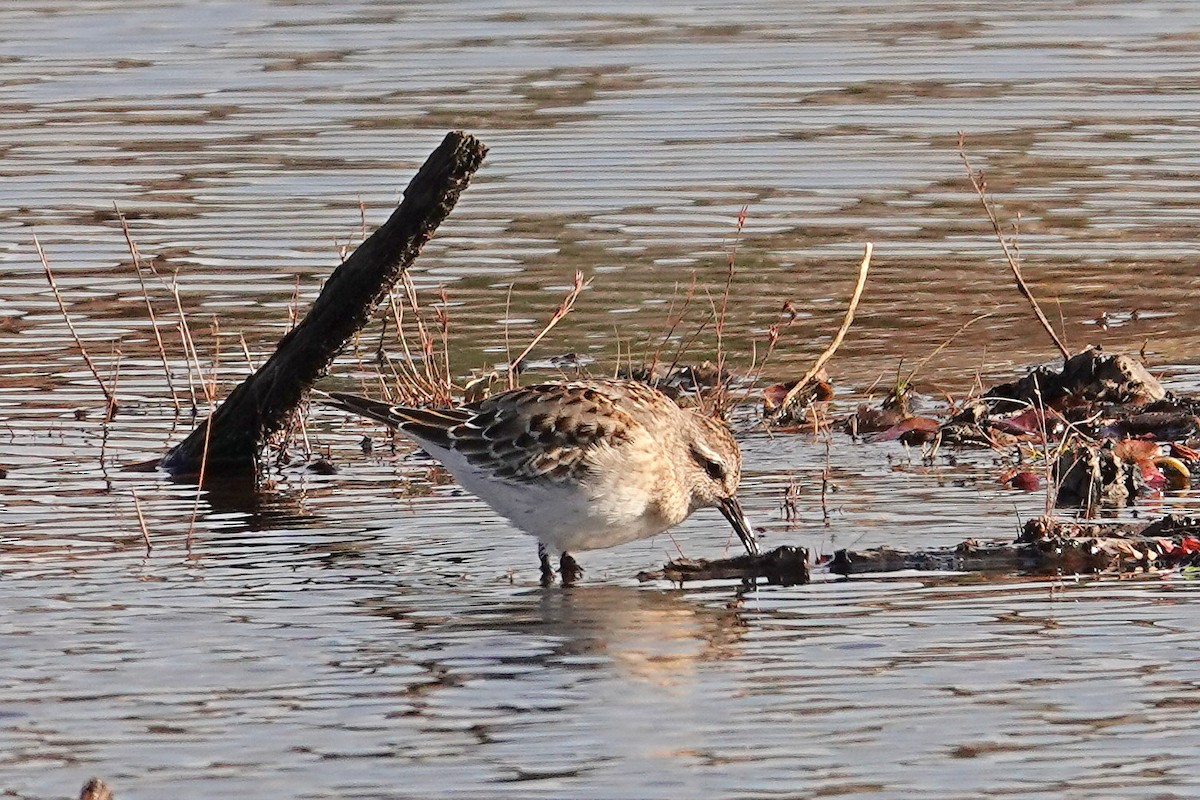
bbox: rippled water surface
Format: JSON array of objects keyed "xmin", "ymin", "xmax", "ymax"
[{"xmin": 5, "ymin": 1, "xmax": 1200, "ymax": 797}]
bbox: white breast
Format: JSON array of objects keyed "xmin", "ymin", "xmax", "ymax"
[{"xmin": 413, "ymin": 435, "xmax": 679, "ymax": 554}]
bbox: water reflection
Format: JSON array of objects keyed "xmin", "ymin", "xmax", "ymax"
[{"xmin": 526, "ymin": 586, "xmax": 745, "ymax": 686}]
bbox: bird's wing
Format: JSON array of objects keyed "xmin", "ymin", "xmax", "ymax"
[
  {"xmin": 452, "ymin": 382, "xmax": 643, "ymax": 483},
  {"xmin": 327, "ymin": 383, "xmax": 644, "ymax": 483}
]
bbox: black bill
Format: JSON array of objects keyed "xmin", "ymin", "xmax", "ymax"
[{"xmin": 719, "ymin": 496, "xmax": 759, "ymax": 556}]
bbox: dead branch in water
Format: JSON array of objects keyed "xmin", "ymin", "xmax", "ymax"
[
  {"xmin": 159, "ymin": 131, "xmax": 488, "ymax": 475},
  {"xmin": 34, "ymin": 236, "xmax": 119, "ymax": 419},
  {"xmin": 775, "ymin": 242, "xmax": 873, "ymax": 417},
  {"xmin": 957, "ymin": 132, "xmax": 1070, "ymax": 362}
]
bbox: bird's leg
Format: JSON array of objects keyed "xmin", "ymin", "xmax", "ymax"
[
  {"xmin": 559, "ymin": 552, "xmax": 583, "ymax": 585},
  {"xmin": 538, "ymin": 543, "xmax": 555, "ymax": 587}
]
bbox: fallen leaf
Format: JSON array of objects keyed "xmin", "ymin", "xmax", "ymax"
[
  {"xmin": 1005, "ymin": 471, "xmax": 1041, "ymax": 492},
  {"xmin": 875, "ymin": 416, "xmax": 940, "ymax": 443}
]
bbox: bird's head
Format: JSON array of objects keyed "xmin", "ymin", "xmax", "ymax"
[{"xmin": 684, "ymin": 413, "xmax": 758, "ymax": 556}]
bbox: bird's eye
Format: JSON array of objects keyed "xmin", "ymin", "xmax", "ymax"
[
  {"xmin": 704, "ymin": 459, "xmax": 726, "ymax": 481},
  {"xmin": 691, "ymin": 445, "xmax": 727, "ymax": 481}
]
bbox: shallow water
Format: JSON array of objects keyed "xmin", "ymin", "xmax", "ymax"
[{"xmin": 5, "ymin": 1, "xmax": 1200, "ymax": 797}]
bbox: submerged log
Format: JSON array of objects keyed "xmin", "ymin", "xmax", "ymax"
[
  {"xmin": 830, "ymin": 514, "xmax": 1200, "ymax": 576},
  {"xmin": 829, "ymin": 538, "xmax": 1116, "ymax": 575},
  {"xmin": 159, "ymin": 131, "xmax": 487, "ymax": 475},
  {"xmin": 637, "ymin": 545, "xmax": 810, "ymax": 585}
]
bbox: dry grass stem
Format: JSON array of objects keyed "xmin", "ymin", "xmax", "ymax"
[
  {"xmin": 903, "ymin": 311, "xmax": 995, "ymax": 389},
  {"xmin": 185, "ymin": 324, "xmax": 219, "ymax": 549},
  {"xmin": 646, "ymin": 273, "xmax": 698, "ymax": 379},
  {"xmin": 507, "ymin": 270, "xmax": 590, "ymax": 384},
  {"xmin": 34, "ymin": 235, "xmax": 118, "ymax": 417},
  {"xmin": 399, "ymin": 272, "xmax": 451, "ymax": 403},
  {"xmin": 779, "ymin": 242, "xmax": 874, "ymax": 411},
  {"xmin": 238, "ymin": 334, "xmax": 255, "ymax": 372},
  {"xmin": 713, "ymin": 206, "xmax": 747, "ymax": 401},
  {"xmin": 503, "ymin": 283, "xmax": 514, "ymax": 386},
  {"xmin": 957, "ymin": 132, "xmax": 1070, "ymax": 361},
  {"xmin": 387, "ymin": 284, "xmax": 440, "ymax": 403},
  {"xmin": 130, "ymin": 489, "xmax": 152, "ymax": 555},
  {"xmin": 115, "ymin": 207, "xmax": 180, "ymax": 411},
  {"xmin": 170, "ymin": 283, "xmax": 203, "ymax": 411}
]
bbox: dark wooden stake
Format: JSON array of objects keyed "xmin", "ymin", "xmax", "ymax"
[{"xmin": 159, "ymin": 131, "xmax": 488, "ymax": 475}]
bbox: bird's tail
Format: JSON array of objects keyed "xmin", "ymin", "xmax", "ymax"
[
  {"xmin": 323, "ymin": 391, "xmax": 402, "ymax": 428},
  {"xmin": 321, "ymin": 391, "xmax": 468, "ymax": 449}
]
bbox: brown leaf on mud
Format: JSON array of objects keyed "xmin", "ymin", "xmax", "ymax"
[
  {"xmin": 989, "ymin": 406, "xmax": 1064, "ymax": 437},
  {"xmin": 1170, "ymin": 442, "xmax": 1200, "ymax": 463},
  {"xmin": 874, "ymin": 416, "xmax": 941, "ymax": 444},
  {"xmin": 849, "ymin": 404, "xmax": 907, "ymax": 434},
  {"xmin": 1112, "ymin": 438, "xmax": 1160, "ymax": 464}
]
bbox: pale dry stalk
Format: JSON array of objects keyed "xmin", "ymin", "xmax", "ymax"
[
  {"xmin": 170, "ymin": 283, "xmax": 202, "ymax": 412},
  {"xmin": 645, "ymin": 273, "xmax": 698, "ymax": 380},
  {"xmin": 115, "ymin": 206, "xmax": 180, "ymax": 411},
  {"xmin": 34, "ymin": 235, "xmax": 118, "ymax": 417},
  {"xmin": 507, "ymin": 270, "xmax": 590, "ymax": 384},
  {"xmin": 130, "ymin": 489, "xmax": 152, "ymax": 555},
  {"xmin": 779, "ymin": 242, "xmax": 874, "ymax": 411},
  {"xmin": 957, "ymin": 132, "xmax": 1070, "ymax": 361}
]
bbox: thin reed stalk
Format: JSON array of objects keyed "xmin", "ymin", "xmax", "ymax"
[
  {"xmin": 506, "ymin": 270, "xmax": 590, "ymax": 384},
  {"xmin": 34, "ymin": 235, "xmax": 118, "ymax": 417},
  {"xmin": 387, "ymin": 285, "xmax": 438, "ymax": 402},
  {"xmin": 646, "ymin": 274, "xmax": 698, "ymax": 379},
  {"xmin": 115, "ymin": 206, "xmax": 180, "ymax": 411},
  {"xmin": 712, "ymin": 206, "xmax": 747, "ymax": 405},
  {"xmin": 957, "ymin": 132, "xmax": 1070, "ymax": 361},
  {"xmin": 130, "ymin": 489, "xmax": 152, "ymax": 555},
  {"xmin": 170, "ymin": 283, "xmax": 203, "ymax": 413},
  {"xmin": 185, "ymin": 321, "xmax": 219, "ymax": 549}
]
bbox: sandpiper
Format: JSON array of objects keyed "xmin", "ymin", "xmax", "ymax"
[{"xmin": 326, "ymin": 379, "xmax": 758, "ymax": 584}]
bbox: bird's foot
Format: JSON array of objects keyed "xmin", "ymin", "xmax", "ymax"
[
  {"xmin": 560, "ymin": 552, "xmax": 583, "ymax": 586},
  {"xmin": 539, "ymin": 544, "xmax": 556, "ymax": 587}
]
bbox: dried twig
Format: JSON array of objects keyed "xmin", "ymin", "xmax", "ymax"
[
  {"xmin": 713, "ymin": 206, "xmax": 747, "ymax": 403},
  {"xmin": 778, "ymin": 243, "xmax": 873, "ymax": 412},
  {"xmin": 130, "ymin": 489, "xmax": 152, "ymax": 555},
  {"xmin": 957, "ymin": 132, "xmax": 1070, "ymax": 361},
  {"xmin": 902, "ymin": 311, "xmax": 995, "ymax": 389},
  {"xmin": 34, "ymin": 235, "xmax": 118, "ymax": 417},
  {"xmin": 646, "ymin": 273, "xmax": 698, "ymax": 381},
  {"xmin": 115, "ymin": 206, "xmax": 180, "ymax": 411},
  {"xmin": 185, "ymin": 321, "xmax": 219, "ymax": 549},
  {"xmin": 507, "ymin": 270, "xmax": 590, "ymax": 383}
]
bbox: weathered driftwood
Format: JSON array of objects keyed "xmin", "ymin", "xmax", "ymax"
[
  {"xmin": 159, "ymin": 131, "xmax": 487, "ymax": 475},
  {"xmin": 830, "ymin": 514, "xmax": 1200, "ymax": 576},
  {"xmin": 637, "ymin": 545, "xmax": 810, "ymax": 585}
]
